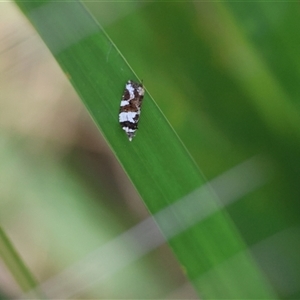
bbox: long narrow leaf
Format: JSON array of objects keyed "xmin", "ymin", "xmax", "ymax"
[{"xmin": 0, "ymin": 227, "xmax": 42, "ymax": 298}]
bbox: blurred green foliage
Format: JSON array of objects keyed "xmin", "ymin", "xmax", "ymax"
[{"xmin": 1, "ymin": 1, "xmax": 299, "ymax": 299}]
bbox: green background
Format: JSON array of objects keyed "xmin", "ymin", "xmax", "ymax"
[{"xmin": 0, "ymin": 2, "xmax": 299, "ymax": 299}]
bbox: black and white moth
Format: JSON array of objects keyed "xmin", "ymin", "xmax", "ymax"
[{"xmin": 119, "ymin": 80, "xmax": 144, "ymax": 141}]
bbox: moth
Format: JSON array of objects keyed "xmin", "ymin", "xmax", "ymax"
[{"xmin": 119, "ymin": 80, "xmax": 144, "ymax": 141}]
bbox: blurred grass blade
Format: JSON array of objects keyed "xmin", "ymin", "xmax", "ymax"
[
  {"xmin": 195, "ymin": 3, "xmax": 300, "ymax": 138},
  {"xmin": 13, "ymin": 1, "xmax": 277, "ymax": 299},
  {"xmin": 0, "ymin": 227, "xmax": 42, "ymax": 297}
]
